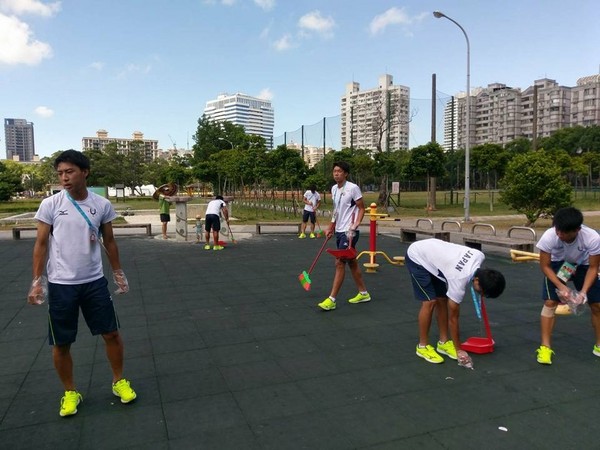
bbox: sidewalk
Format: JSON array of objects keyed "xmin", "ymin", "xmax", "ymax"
[{"xmin": 1, "ymin": 224, "xmax": 599, "ymax": 448}]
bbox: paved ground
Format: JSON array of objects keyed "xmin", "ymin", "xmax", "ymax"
[{"xmin": 1, "ymin": 218, "xmax": 599, "ymax": 449}]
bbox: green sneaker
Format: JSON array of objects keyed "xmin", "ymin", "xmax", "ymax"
[
  {"xmin": 436, "ymin": 340, "xmax": 457, "ymax": 360},
  {"xmin": 309, "ymin": 233, "xmax": 316, "ymax": 238},
  {"xmin": 213, "ymin": 245, "xmax": 224, "ymax": 251},
  {"xmin": 203, "ymin": 244, "xmax": 211, "ymax": 250},
  {"xmin": 59, "ymin": 390, "xmax": 82, "ymax": 417},
  {"xmin": 416, "ymin": 345, "xmax": 444, "ymax": 364},
  {"xmin": 318, "ymin": 297, "xmax": 336, "ymax": 311},
  {"xmin": 536, "ymin": 345, "xmax": 554, "ymax": 365},
  {"xmin": 593, "ymin": 344, "xmax": 600, "ymax": 357},
  {"xmin": 348, "ymin": 292, "xmax": 371, "ymax": 304},
  {"xmin": 112, "ymin": 378, "xmax": 137, "ymax": 404},
  {"xmin": 299, "ymin": 233, "xmax": 306, "ymax": 239}
]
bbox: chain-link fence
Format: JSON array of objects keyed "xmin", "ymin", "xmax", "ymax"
[{"xmin": 272, "ymin": 92, "xmax": 453, "ymax": 151}]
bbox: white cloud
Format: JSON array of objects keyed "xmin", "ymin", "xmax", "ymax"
[
  {"xmin": 254, "ymin": 0, "xmax": 274, "ymax": 11},
  {"xmin": 257, "ymin": 88, "xmax": 273, "ymax": 101},
  {"xmin": 0, "ymin": 13, "xmax": 52, "ymax": 65},
  {"xmin": 116, "ymin": 62, "xmax": 152, "ymax": 79},
  {"xmin": 0, "ymin": 0, "xmax": 61, "ymax": 17},
  {"xmin": 298, "ymin": 10, "xmax": 335, "ymax": 38},
  {"xmin": 369, "ymin": 7, "xmax": 412, "ymax": 35},
  {"xmin": 221, "ymin": 0, "xmax": 235, "ymax": 6},
  {"xmin": 89, "ymin": 61, "xmax": 104, "ymax": 70},
  {"xmin": 273, "ymin": 33, "xmax": 293, "ymax": 51},
  {"xmin": 34, "ymin": 105, "xmax": 54, "ymax": 118}
]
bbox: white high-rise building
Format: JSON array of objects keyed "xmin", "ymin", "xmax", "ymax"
[
  {"xmin": 204, "ymin": 93, "xmax": 274, "ymax": 148},
  {"xmin": 571, "ymin": 75, "xmax": 600, "ymax": 127},
  {"xmin": 81, "ymin": 130, "xmax": 159, "ymax": 161},
  {"xmin": 340, "ymin": 74, "xmax": 410, "ymax": 152}
]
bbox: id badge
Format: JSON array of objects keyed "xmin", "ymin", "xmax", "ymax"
[{"xmin": 557, "ymin": 261, "xmax": 576, "ymax": 283}]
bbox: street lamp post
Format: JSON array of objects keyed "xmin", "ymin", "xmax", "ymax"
[
  {"xmin": 218, "ymin": 137, "xmax": 234, "ymax": 149},
  {"xmin": 433, "ymin": 10, "xmax": 471, "ymax": 222}
]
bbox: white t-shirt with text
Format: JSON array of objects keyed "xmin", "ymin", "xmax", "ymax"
[
  {"xmin": 407, "ymin": 239, "xmax": 485, "ymax": 304},
  {"xmin": 331, "ymin": 181, "xmax": 362, "ymax": 232},
  {"xmin": 536, "ymin": 224, "xmax": 600, "ymax": 264}
]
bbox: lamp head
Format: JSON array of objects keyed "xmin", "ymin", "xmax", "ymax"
[{"xmin": 433, "ymin": 11, "xmax": 445, "ymax": 18}]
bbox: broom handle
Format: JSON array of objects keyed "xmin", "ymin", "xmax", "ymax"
[
  {"xmin": 480, "ymin": 296, "xmax": 493, "ymax": 339},
  {"xmin": 307, "ymin": 235, "xmax": 331, "ymax": 274}
]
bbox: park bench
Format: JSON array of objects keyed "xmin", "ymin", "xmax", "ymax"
[
  {"xmin": 256, "ymin": 222, "xmax": 302, "ymax": 235},
  {"xmin": 400, "ymin": 218, "xmax": 458, "ymax": 243},
  {"xmin": 462, "ymin": 224, "xmax": 536, "ymax": 252},
  {"xmin": 12, "ymin": 223, "xmax": 152, "ymax": 240},
  {"xmin": 113, "ymin": 223, "xmax": 152, "ymax": 236}
]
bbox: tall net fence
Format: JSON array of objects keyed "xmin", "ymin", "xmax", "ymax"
[{"xmin": 272, "ymin": 91, "xmax": 453, "ymax": 151}]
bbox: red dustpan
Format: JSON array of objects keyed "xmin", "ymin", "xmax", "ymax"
[
  {"xmin": 462, "ymin": 296, "xmax": 495, "ymax": 354},
  {"xmin": 326, "ymin": 247, "xmax": 357, "ymax": 260}
]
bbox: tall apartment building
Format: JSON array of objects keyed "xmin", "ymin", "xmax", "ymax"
[
  {"xmin": 340, "ymin": 74, "xmax": 410, "ymax": 152},
  {"xmin": 571, "ymin": 75, "xmax": 600, "ymax": 127},
  {"xmin": 521, "ymin": 78, "xmax": 571, "ymax": 140},
  {"xmin": 442, "ymin": 74, "xmax": 598, "ymax": 150},
  {"xmin": 204, "ymin": 93, "xmax": 274, "ymax": 148},
  {"xmin": 4, "ymin": 118, "xmax": 35, "ymax": 161},
  {"xmin": 81, "ymin": 130, "xmax": 159, "ymax": 161}
]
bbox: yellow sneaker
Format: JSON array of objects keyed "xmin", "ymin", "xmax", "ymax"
[
  {"xmin": 416, "ymin": 345, "xmax": 444, "ymax": 364},
  {"xmin": 348, "ymin": 292, "xmax": 371, "ymax": 304},
  {"xmin": 309, "ymin": 233, "xmax": 316, "ymax": 238},
  {"xmin": 536, "ymin": 345, "xmax": 554, "ymax": 365},
  {"xmin": 213, "ymin": 245, "xmax": 224, "ymax": 250},
  {"xmin": 203, "ymin": 244, "xmax": 211, "ymax": 250},
  {"xmin": 318, "ymin": 297, "xmax": 336, "ymax": 311},
  {"xmin": 59, "ymin": 390, "xmax": 82, "ymax": 417},
  {"xmin": 112, "ymin": 378, "xmax": 137, "ymax": 403},
  {"xmin": 299, "ymin": 233, "xmax": 306, "ymax": 239},
  {"xmin": 436, "ymin": 340, "xmax": 457, "ymax": 360}
]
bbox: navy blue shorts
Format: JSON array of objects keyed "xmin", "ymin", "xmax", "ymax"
[
  {"xmin": 48, "ymin": 277, "xmax": 119, "ymax": 346},
  {"xmin": 335, "ymin": 230, "xmax": 359, "ymax": 249},
  {"xmin": 205, "ymin": 214, "xmax": 221, "ymax": 232},
  {"xmin": 406, "ymin": 255, "xmax": 447, "ymax": 301},
  {"xmin": 542, "ymin": 261, "xmax": 600, "ymax": 303},
  {"xmin": 302, "ymin": 210, "xmax": 316, "ymax": 224},
  {"xmin": 160, "ymin": 213, "xmax": 170, "ymax": 223}
]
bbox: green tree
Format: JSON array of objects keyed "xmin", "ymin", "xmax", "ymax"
[
  {"xmin": 470, "ymin": 143, "xmax": 508, "ymax": 189},
  {"xmin": 0, "ymin": 160, "xmax": 24, "ymax": 200},
  {"xmin": 500, "ymin": 150, "xmax": 572, "ymax": 226},
  {"xmin": 404, "ymin": 142, "xmax": 446, "ymax": 209}
]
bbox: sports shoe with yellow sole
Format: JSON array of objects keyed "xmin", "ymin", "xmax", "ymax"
[
  {"xmin": 348, "ymin": 292, "xmax": 371, "ymax": 304},
  {"xmin": 593, "ymin": 344, "xmax": 600, "ymax": 357},
  {"xmin": 436, "ymin": 340, "xmax": 457, "ymax": 360},
  {"xmin": 298, "ymin": 233, "xmax": 306, "ymax": 239},
  {"xmin": 59, "ymin": 390, "xmax": 83, "ymax": 417},
  {"xmin": 318, "ymin": 297, "xmax": 336, "ymax": 311},
  {"xmin": 203, "ymin": 244, "xmax": 211, "ymax": 250},
  {"xmin": 536, "ymin": 345, "xmax": 554, "ymax": 365},
  {"xmin": 309, "ymin": 233, "xmax": 316, "ymax": 238},
  {"xmin": 112, "ymin": 379, "xmax": 137, "ymax": 404},
  {"xmin": 213, "ymin": 245, "xmax": 224, "ymax": 251},
  {"xmin": 416, "ymin": 344, "xmax": 444, "ymax": 364}
]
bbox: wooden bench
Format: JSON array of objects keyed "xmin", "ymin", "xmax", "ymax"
[
  {"xmin": 256, "ymin": 222, "xmax": 302, "ymax": 234},
  {"xmin": 463, "ymin": 224, "xmax": 536, "ymax": 252},
  {"xmin": 12, "ymin": 223, "xmax": 153, "ymax": 240},
  {"xmin": 400, "ymin": 218, "xmax": 452, "ymax": 243}
]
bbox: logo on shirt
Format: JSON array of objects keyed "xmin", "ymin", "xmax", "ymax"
[
  {"xmin": 58, "ymin": 210, "xmax": 69, "ymax": 216},
  {"xmin": 89, "ymin": 208, "xmax": 97, "ymax": 216},
  {"xmin": 455, "ymin": 250, "xmax": 475, "ymax": 272}
]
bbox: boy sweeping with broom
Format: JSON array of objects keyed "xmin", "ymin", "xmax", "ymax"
[{"xmin": 318, "ymin": 161, "xmax": 370, "ymax": 311}]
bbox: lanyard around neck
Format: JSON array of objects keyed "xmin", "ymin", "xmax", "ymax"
[{"xmin": 66, "ymin": 191, "xmax": 97, "ymax": 234}]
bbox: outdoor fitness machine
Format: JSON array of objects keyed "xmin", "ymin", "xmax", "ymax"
[{"xmin": 356, "ymin": 203, "xmax": 404, "ymax": 273}]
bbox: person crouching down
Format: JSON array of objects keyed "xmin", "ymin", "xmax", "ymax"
[{"xmin": 406, "ymin": 239, "xmax": 506, "ymax": 369}]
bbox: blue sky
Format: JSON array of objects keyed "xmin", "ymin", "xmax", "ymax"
[{"xmin": 1, "ymin": 0, "xmax": 599, "ymax": 158}]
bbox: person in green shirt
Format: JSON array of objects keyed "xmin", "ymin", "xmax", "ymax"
[{"xmin": 153, "ymin": 183, "xmax": 177, "ymax": 239}]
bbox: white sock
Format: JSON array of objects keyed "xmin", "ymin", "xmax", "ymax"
[{"xmin": 329, "ymin": 296, "xmax": 336, "ymax": 302}]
